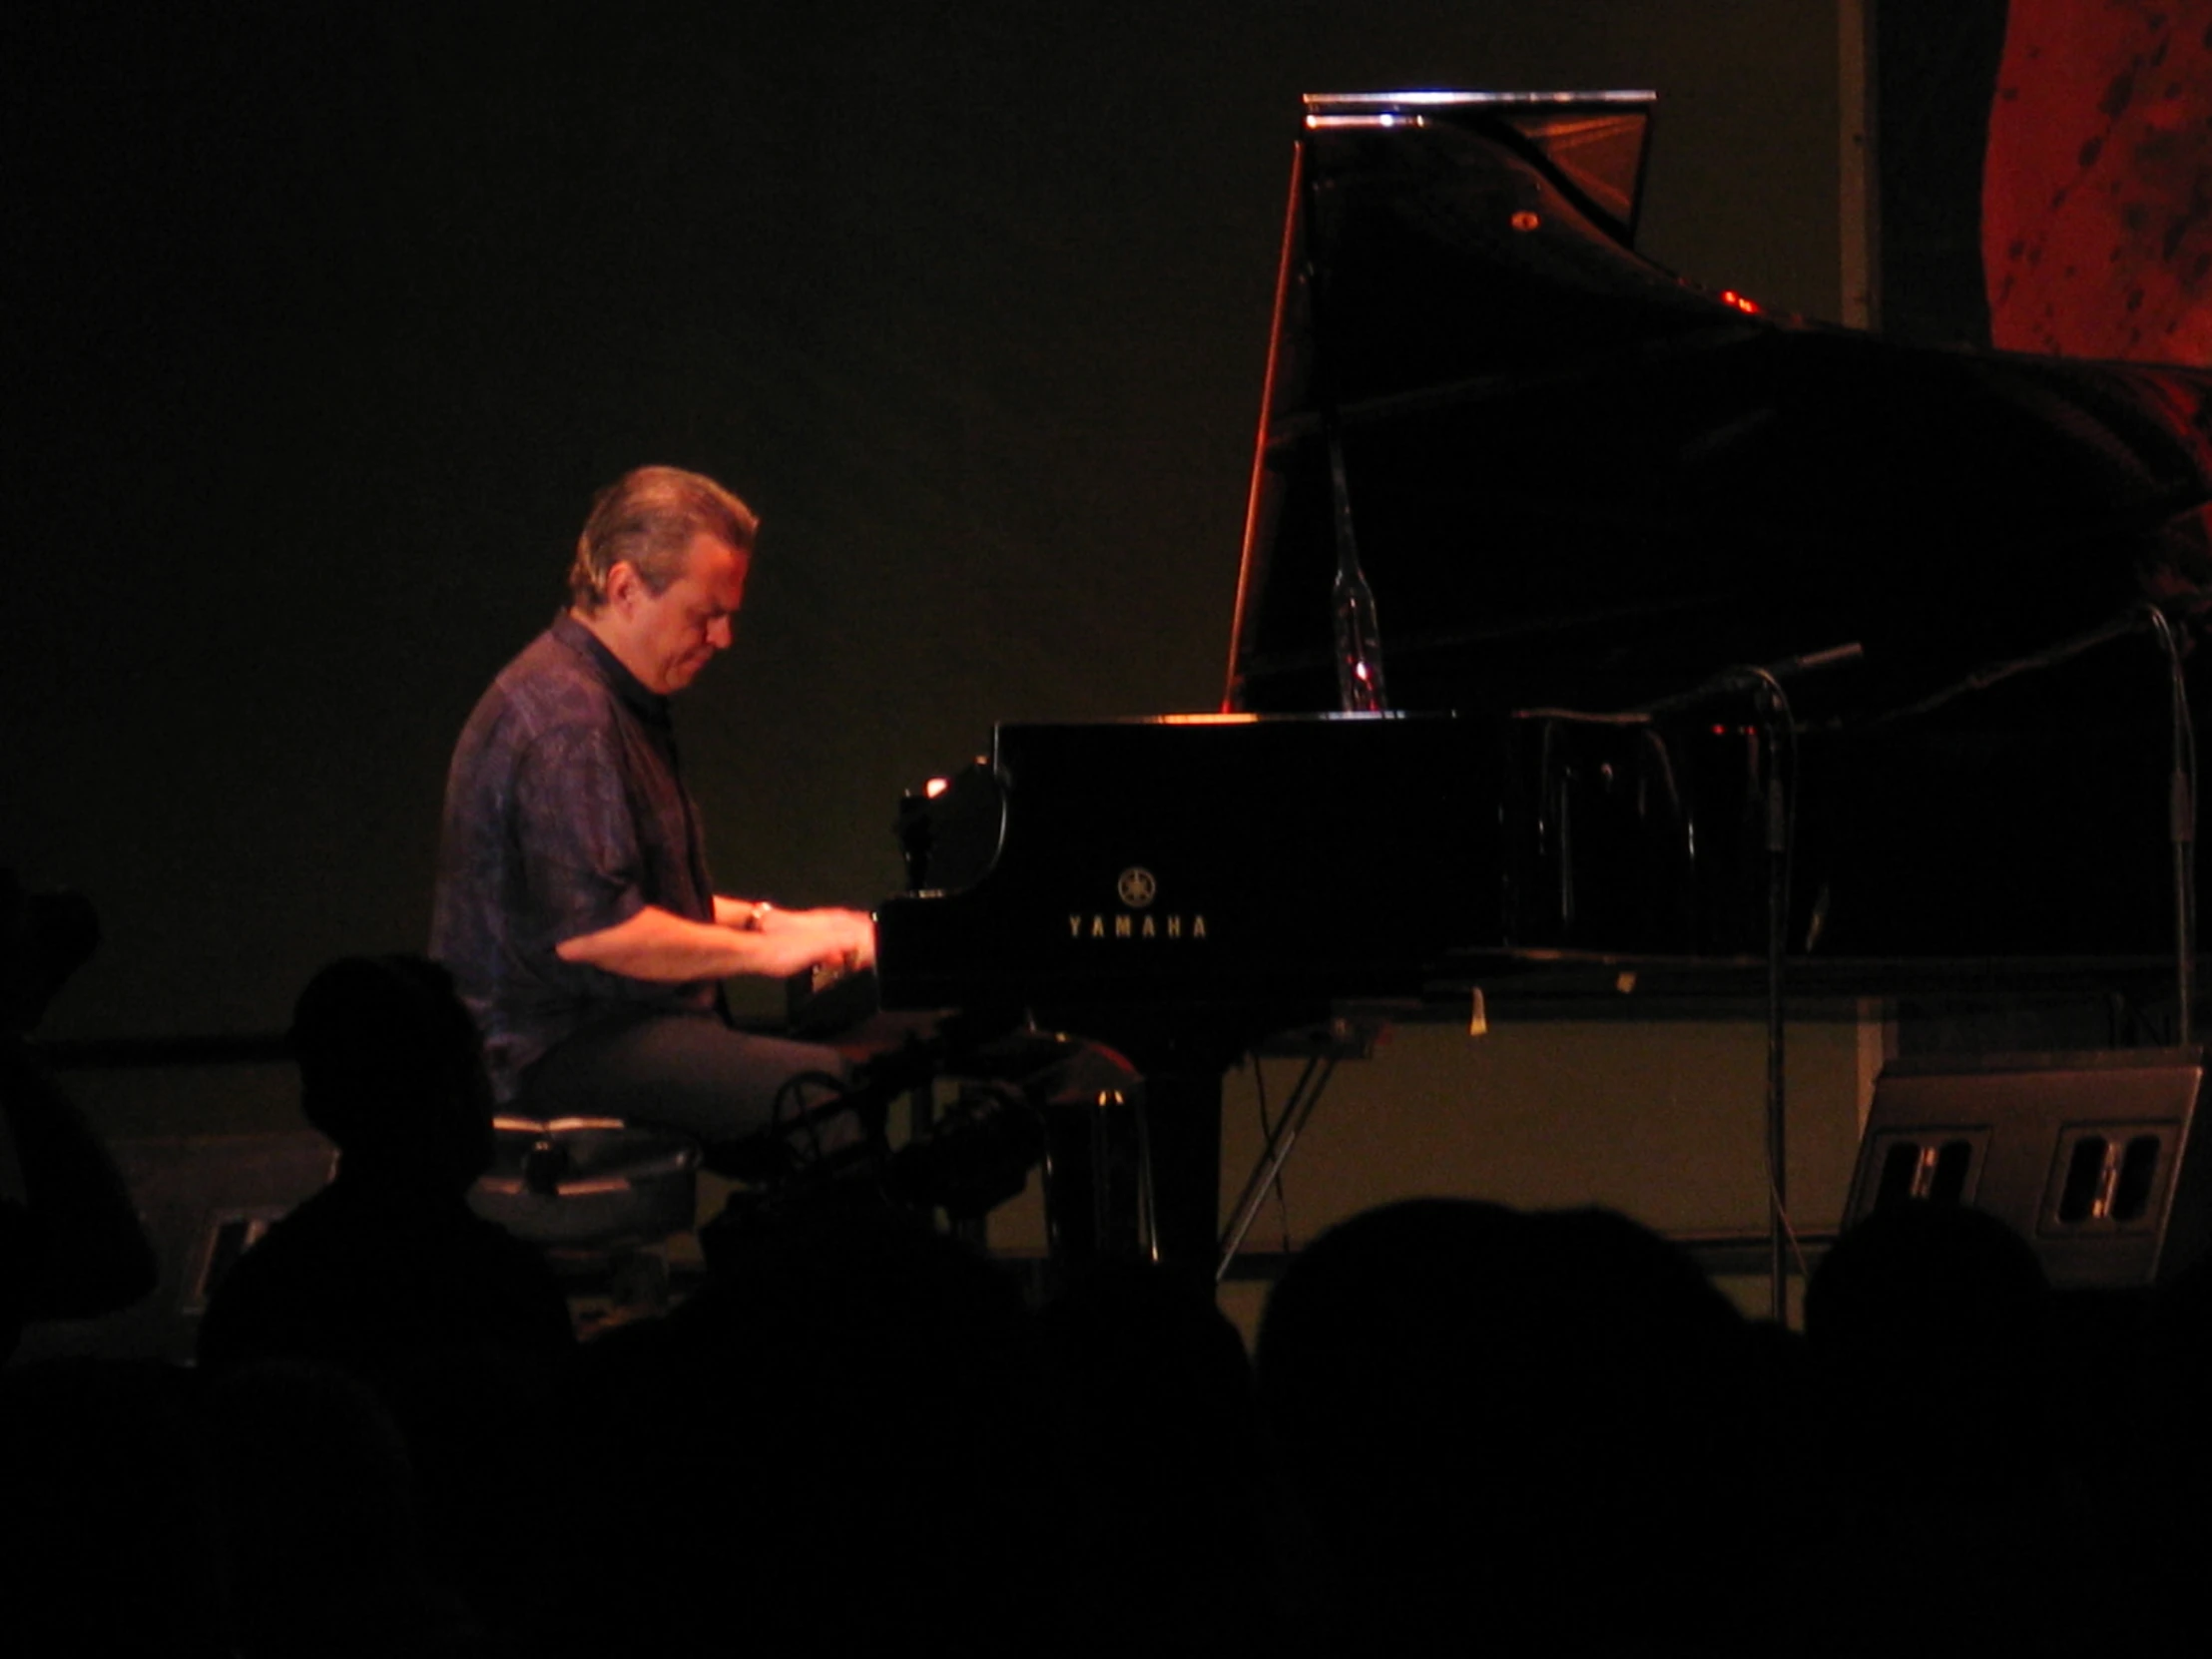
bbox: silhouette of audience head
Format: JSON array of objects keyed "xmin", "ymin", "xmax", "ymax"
[
  {"xmin": 1807, "ymin": 1197, "xmax": 2050, "ymax": 1368},
  {"xmin": 560, "ymin": 1198, "xmax": 1050, "ymax": 1655},
  {"xmin": 289, "ymin": 954, "xmax": 493, "ymax": 1193},
  {"xmin": 1032, "ymin": 1259, "xmax": 1273, "ymax": 1656},
  {"xmin": 1804, "ymin": 1198, "xmax": 2052, "ymax": 1497},
  {"xmin": 1257, "ymin": 1199, "xmax": 1760, "ymax": 1656}
]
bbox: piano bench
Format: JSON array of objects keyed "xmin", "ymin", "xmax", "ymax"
[{"xmin": 469, "ymin": 1112, "xmax": 702, "ymax": 1253}]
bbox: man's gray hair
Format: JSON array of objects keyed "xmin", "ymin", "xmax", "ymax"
[{"xmin": 568, "ymin": 465, "xmax": 759, "ymax": 613}]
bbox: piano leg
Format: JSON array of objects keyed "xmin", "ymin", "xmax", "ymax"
[
  {"xmin": 1038, "ymin": 1096, "xmax": 1153, "ymax": 1268},
  {"xmin": 1140, "ymin": 1057, "xmax": 1227, "ymax": 1282},
  {"xmin": 1035, "ymin": 1022, "xmax": 1258, "ymax": 1286}
]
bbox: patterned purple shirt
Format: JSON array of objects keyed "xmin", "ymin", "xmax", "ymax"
[{"xmin": 430, "ymin": 615, "xmax": 718, "ymax": 1101}]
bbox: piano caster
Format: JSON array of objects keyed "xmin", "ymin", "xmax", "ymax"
[{"xmin": 1040, "ymin": 1088, "xmax": 1159, "ymax": 1275}]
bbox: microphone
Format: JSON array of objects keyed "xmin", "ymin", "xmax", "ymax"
[
  {"xmin": 1713, "ymin": 641, "xmax": 1866, "ymax": 690},
  {"xmin": 1634, "ymin": 641, "xmax": 1866, "ymax": 716}
]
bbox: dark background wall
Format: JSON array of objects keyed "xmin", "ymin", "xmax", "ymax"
[{"xmin": 3, "ymin": 1, "xmax": 1842, "ymax": 1042}]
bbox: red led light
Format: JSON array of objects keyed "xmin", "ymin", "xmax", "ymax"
[{"xmin": 1718, "ymin": 289, "xmax": 1762, "ymax": 314}]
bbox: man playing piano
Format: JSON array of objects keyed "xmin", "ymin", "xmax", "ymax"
[{"xmin": 430, "ymin": 465, "xmax": 875, "ymax": 1150}]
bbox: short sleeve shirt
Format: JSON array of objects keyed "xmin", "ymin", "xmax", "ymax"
[{"xmin": 430, "ymin": 615, "xmax": 719, "ymax": 1099}]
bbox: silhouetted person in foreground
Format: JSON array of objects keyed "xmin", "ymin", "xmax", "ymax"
[
  {"xmin": 1804, "ymin": 1198, "xmax": 2053, "ymax": 1502},
  {"xmin": 555, "ymin": 1194, "xmax": 1056, "ymax": 1658},
  {"xmin": 200, "ymin": 1357, "xmax": 489, "ymax": 1658},
  {"xmin": 1797, "ymin": 1200, "xmax": 2124, "ymax": 1659},
  {"xmin": 2134, "ymin": 1250, "xmax": 2212, "ymax": 1641},
  {"xmin": 1, "ymin": 872, "xmax": 155, "ymax": 1363},
  {"xmin": 1, "ymin": 1357, "xmax": 236, "ymax": 1658},
  {"xmin": 1256, "ymin": 1199, "xmax": 1772, "ymax": 1658},
  {"xmin": 195, "ymin": 956, "xmax": 575, "ymax": 1649},
  {"xmin": 1032, "ymin": 1258, "xmax": 1283, "ymax": 1658},
  {"xmin": 197, "ymin": 954, "xmax": 572, "ymax": 1385}
]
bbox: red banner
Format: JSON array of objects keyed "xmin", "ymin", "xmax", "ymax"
[{"xmin": 1983, "ymin": 0, "xmax": 2211, "ymax": 363}]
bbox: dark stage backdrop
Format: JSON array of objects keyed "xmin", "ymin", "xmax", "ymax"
[{"xmin": 3, "ymin": 1, "xmax": 1843, "ymax": 1043}]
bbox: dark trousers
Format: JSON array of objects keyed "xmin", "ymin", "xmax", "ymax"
[{"xmin": 520, "ymin": 1007, "xmax": 855, "ymax": 1150}]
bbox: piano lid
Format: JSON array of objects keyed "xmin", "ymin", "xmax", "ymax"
[
  {"xmin": 1300, "ymin": 91, "xmax": 1659, "ymax": 245},
  {"xmin": 1225, "ymin": 90, "xmax": 2212, "ymax": 728}
]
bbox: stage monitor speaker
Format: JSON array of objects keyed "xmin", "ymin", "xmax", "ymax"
[{"xmin": 1843, "ymin": 1048, "xmax": 2212, "ymax": 1289}]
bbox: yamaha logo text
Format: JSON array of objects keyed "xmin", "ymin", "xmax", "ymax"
[{"xmin": 1068, "ymin": 865, "xmax": 1209, "ymax": 942}]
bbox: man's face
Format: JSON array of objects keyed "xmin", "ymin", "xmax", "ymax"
[{"xmin": 614, "ymin": 531, "xmax": 750, "ymax": 695}]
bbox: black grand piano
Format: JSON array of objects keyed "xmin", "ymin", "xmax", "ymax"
[{"xmin": 870, "ymin": 92, "xmax": 2212, "ymax": 1271}]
